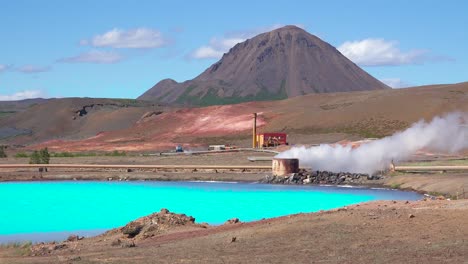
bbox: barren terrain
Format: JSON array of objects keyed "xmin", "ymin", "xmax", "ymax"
[
  {"xmin": 1, "ymin": 82, "xmax": 467, "ymax": 152},
  {"xmin": 1, "ymin": 199, "xmax": 467, "ymax": 264},
  {"xmin": 1, "ymin": 152, "xmax": 468, "ymax": 263}
]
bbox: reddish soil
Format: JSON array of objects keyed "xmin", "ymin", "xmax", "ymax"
[
  {"xmin": 33, "ymin": 103, "xmax": 266, "ymax": 152},
  {"xmin": 2, "ymin": 82, "xmax": 467, "ymax": 152}
]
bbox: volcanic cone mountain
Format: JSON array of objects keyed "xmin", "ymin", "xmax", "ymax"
[{"xmin": 142, "ymin": 25, "xmax": 389, "ymax": 105}]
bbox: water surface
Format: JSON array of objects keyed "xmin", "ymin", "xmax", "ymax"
[{"xmin": 0, "ymin": 181, "xmax": 422, "ymax": 243}]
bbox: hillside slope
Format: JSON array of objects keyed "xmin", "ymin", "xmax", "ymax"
[
  {"xmin": 0, "ymin": 98, "xmax": 166, "ymax": 145},
  {"xmin": 21, "ymin": 82, "xmax": 468, "ymax": 152},
  {"xmin": 139, "ymin": 25, "xmax": 388, "ymax": 105}
]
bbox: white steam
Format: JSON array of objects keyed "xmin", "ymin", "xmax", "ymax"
[{"xmin": 276, "ymin": 112, "xmax": 468, "ymax": 175}]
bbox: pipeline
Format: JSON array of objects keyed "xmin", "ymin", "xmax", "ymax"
[
  {"xmin": 0, "ymin": 164, "xmax": 271, "ymax": 170},
  {"xmin": 393, "ymin": 165, "xmax": 468, "ymax": 172}
]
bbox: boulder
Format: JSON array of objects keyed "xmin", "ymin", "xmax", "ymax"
[
  {"xmin": 122, "ymin": 222, "xmax": 144, "ymax": 238},
  {"xmin": 225, "ymin": 218, "xmax": 241, "ymax": 224}
]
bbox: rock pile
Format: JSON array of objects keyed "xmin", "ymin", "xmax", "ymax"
[
  {"xmin": 30, "ymin": 208, "xmax": 200, "ymax": 256},
  {"xmin": 260, "ymin": 170, "xmax": 383, "ymax": 185},
  {"xmin": 30, "ymin": 242, "xmax": 67, "ymax": 256},
  {"xmin": 113, "ymin": 208, "xmax": 196, "ymax": 241}
]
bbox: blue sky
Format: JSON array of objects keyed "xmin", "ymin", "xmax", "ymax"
[{"xmin": 1, "ymin": 0, "xmax": 467, "ymax": 100}]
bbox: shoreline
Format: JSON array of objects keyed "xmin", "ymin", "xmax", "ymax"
[
  {"xmin": 1, "ymin": 171, "xmax": 466, "ymax": 263},
  {"xmin": 0, "ymin": 169, "xmax": 454, "ymax": 197},
  {"xmin": 0, "ymin": 180, "xmax": 425, "ymax": 245},
  {"xmin": 0, "ymin": 169, "xmax": 459, "ymax": 199},
  {"xmin": 2, "ymin": 199, "xmax": 467, "ymax": 263}
]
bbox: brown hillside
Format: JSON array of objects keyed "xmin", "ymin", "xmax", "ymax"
[
  {"xmin": 0, "ymin": 98, "xmax": 167, "ymax": 145},
  {"xmin": 23, "ymin": 82, "xmax": 468, "ymax": 152},
  {"xmin": 138, "ymin": 25, "xmax": 388, "ymax": 105}
]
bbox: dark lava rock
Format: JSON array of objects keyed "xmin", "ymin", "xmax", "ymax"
[
  {"xmin": 66, "ymin": 234, "xmax": 83, "ymax": 242},
  {"xmin": 260, "ymin": 170, "xmax": 379, "ymax": 186},
  {"xmin": 122, "ymin": 222, "xmax": 144, "ymax": 238},
  {"xmin": 225, "ymin": 218, "xmax": 241, "ymax": 224}
]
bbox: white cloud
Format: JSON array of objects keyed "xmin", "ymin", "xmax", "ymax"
[
  {"xmin": 338, "ymin": 38, "xmax": 429, "ymax": 66},
  {"xmin": 16, "ymin": 65, "xmax": 51, "ymax": 74},
  {"xmin": 0, "ymin": 90, "xmax": 46, "ymax": 101},
  {"xmin": 0, "ymin": 64, "xmax": 7, "ymax": 73},
  {"xmin": 191, "ymin": 37, "xmax": 245, "ymax": 59},
  {"xmin": 82, "ymin": 28, "xmax": 167, "ymax": 49},
  {"xmin": 59, "ymin": 50, "xmax": 123, "ymax": 64},
  {"xmin": 380, "ymin": 78, "xmax": 412, "ymax": 88},
  {"xmin": 190, "ymin": 24, "xmax": 305, "ymax": 59}
]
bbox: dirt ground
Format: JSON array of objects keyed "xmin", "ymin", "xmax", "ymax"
[
  {"xmin": 385, "ymin": 173, "xmax": 468, "ymax": 199},
  {"xmin": 0, "ymin": 152, "xmax": 273, "ymax": 183},
  {"xmin": 0, "ymin": 151, "xmax": 276, "ymax": 166},
  {"xmin": 1, "ymin": 199, "xmax": 467, "ymax": 264}
]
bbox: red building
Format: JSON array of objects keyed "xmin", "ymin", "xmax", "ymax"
[{"xmin": 256, "ymin": 133, "xmax": 288, "ymax": 147}]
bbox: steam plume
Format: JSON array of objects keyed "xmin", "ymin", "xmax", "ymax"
[{"xmin": 276, "ymin": 112, "xmax": 468, "ymax": 175}]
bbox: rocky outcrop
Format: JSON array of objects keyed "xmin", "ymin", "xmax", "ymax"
[
  {"xmin": 260, "ymin": 170, "xmax": 383, "ymax": 185},
  {"xmin": 225, "ymin": 218, "xmax": 241, "ymax": 224},
  {"xmin": 30, "ymin": 209, "xmax": 200, "ymax": 256},
  {"xmin": 110, "ymin": 208, "xmax": 196, "ymax": 241}
]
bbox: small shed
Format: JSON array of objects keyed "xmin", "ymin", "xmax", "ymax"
[{"xmin": 256, "ymin": 133, "xmax": 288, "ymax": 147}]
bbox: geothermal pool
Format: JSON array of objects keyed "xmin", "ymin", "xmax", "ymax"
[{"xmin": 0, "ymin": 181, "xmax": 422, "ymax": 243}]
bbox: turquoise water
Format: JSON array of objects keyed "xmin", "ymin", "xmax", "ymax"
[{"xmin": 0, "ymin": 181, "xmax": 422, "ymax": 241}]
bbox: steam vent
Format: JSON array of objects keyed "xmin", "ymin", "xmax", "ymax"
[{"xmin": 272, "ymin": 158, "xmax": 299, "ymax": 176}]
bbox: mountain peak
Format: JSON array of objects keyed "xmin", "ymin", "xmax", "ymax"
[
  {"xmin": 139, "ymin": 26, "xmax": 389, "ymax": 105},
  {"xmin": 272, "ymin": 25, "xmax": 305, "ymax": 32}
]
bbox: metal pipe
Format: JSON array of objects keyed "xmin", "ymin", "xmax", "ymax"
[
  {"xmin": 0, "ymin": 164, "xmax": 271, "ymax": 170},
  {"xmin": 394, "ymin": 165, "xmax": 468, "ymax": 171},
  {"xmin": 253, "ymin": 113, "xmax": 257, "ymax": 148}
]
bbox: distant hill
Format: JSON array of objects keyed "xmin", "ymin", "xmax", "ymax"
[
  {"xmin": 12, "ymin": 82, "xmax": 467, "ymax": 152},
  {"xmin": 0, "ymin": 98, "xmax": 49, "ymax": 112},
  {"xmin": 0, "ymin": 98, "xmax": 165, "ymax": 144},
  {"xmin": 139, "ymin": 25, "xmax": 389, "ymax": 105}
]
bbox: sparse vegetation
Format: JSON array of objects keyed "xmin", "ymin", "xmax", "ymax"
[
  {"xmin": 390, "ymin": 183, "xmax": 402, "ymax": 189},
  {"xmin": 0, "ymin": 145, "xmax": 7, "ymax": 158},
  {"xmin": 52, "ymin": 152, "xmax": 97, "ymax": 158},
  {"xmin": 0, "ymin": 110, "xmax": 16, "ymax": 117},
  {"xmin": 114, "ymin": 98, "xmax": 143, "ymax": 106},
  {"xmin": 387, "ymin": 171, "xmax": 405, "ymax": 177},
  {"xmin": 400, "ymin": 159, "xmax": 468, "ymax": 167},
  {"xmin": 15, "ymin": 152, "xmax": 29, "ymax": 158},
  {"xmin": 0, "ymin": 241, "xmax": 32, "ymax": 256},
  {"xmin": 0, "ymin": 241, "xmax": 32, "ymax": 248},
  {"xmin": 39, "ymin": 148, "xmax": 50, "ymax": 164},
  {"xmin": 174, "ymin": 81, "xmax": 288, "ymax": 106},
  {"xmin": 51, "ymin": 152, "xmax": 75, "ymax": 158},
  {"xmin": 29, "ymin": 151, "xmax": 40, "ymax": 164},
  {"xmin": 105, "ymin": 150, "xmax": 127, "ymax": 157},
  {"xmin": 29, "ymin": 148, "xmax": 50, "ymax": 164}
]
